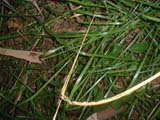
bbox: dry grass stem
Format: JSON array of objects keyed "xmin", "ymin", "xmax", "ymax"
[
  {"xmin": 52, "ymin": 16, "xmax": 95, "ymax": 120},
  {"xmin": 62, "ymin": 72, "xmax": 160, "ymax": 106}
]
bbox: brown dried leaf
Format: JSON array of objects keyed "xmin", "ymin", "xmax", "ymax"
[
  {"xmin": 7, "ymin": 18, "xmax": 21, "ymax": 29},
  {"xmin": 86, "ymin": 106, "xmax": 126, "ymax": 120},
  {"xmin": 0, "ymin": 48, "xmax": 42, "ymax": 63}
]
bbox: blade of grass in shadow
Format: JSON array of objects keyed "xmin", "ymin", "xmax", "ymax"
[
  {"xmin": 68, "ymin": 41, "xmax": 102, "ymax": 101},
  {"xmin": 72, "ymin": 9, "xmax": 107, "ymax": 19},
  {"xmin": 148, "ymin": 102, "xmax": 160, "ymax": 120},
  {"xmin": 0, "ymin": 33, "xmax": 23, "ymax": 41},
  {"xmin": 68, "ymin": 0, "xmax": 104, "ymax": 8},
  {"xmin": 128, "ymin": 41, "xmax": 153, "ymax": 88},
  {"xmin": 0, "ymin": 6, "xmax": 4, "ymax": 31},
  {"xmin": 134, "ymin": 0, "xmax": 160, "ymax": 9},
  {"xmin": 18, "ymin": 60, "xmax": 70, "ymax": 106},
  {"xmin": 141, "ymin": 14, "xmax": 160, "ymax": 22},
  {"xmin": 80, "ymin": 73, "xmax": 107, "ymax": 100},
  {"xmin": 2, "ymin": 0, "xmax": 25, "ymax": 19},
  {"xmin": 104, "ymin": 77, "xmax": 116, "ymax": 98},
  {"xmin": 0, "ymin": 93, "xmax": 14, "ymax": 105}
]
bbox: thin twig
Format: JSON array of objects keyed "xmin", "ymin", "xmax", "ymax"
[{"xmin": 52, "ymin": 16, "xmax": 95, "ymax": 120}]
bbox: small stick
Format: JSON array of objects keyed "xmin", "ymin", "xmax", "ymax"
[{"xmin": 52, "ymin": 16, "xmax": 95, "ymax": 120}]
